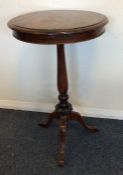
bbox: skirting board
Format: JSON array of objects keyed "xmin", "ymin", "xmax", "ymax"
[{"xmin": 0, "ymin": 99, "xmax": 122, "ymax": 120}]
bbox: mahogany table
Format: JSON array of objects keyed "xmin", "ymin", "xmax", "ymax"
[{"xmin": 8, "ymin": 10, "xmax": 108, "ymax": 166}]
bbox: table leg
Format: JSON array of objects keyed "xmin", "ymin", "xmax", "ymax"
[
  {"xmin": 39, "ymin": 112, "xmax": 58, "ymax": 128},
  {"xmin": 39, "ymin": 44, "xmax": 98, "ymax": 166},
  {"xmin": 68, "ymin": 111, "xmax": 99, "ymax": 132},
  {"xmin": 58, "ymin": 115, "xmax": 67, "ymax": 166}
]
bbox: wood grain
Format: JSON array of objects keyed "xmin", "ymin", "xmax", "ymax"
[
  {"xmin": 8, "ymin": 10, "xmax": 108, "ymax": 166},
  {"xmin": 8, "ymin": 10, "xmax": 108, "ymax": 44}
]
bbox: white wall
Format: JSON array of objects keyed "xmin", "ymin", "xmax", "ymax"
[{"xmin": 0, "ymin": 0, "xmax": 123, "ymax": 119}]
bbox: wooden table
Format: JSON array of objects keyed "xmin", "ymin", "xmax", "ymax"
[{"xmin": 8, "ymin": 10, "xmax": 108, "ymax": 166}]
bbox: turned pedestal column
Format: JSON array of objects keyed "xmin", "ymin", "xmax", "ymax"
[{"xmin": 39, "ymin": 44, "xmax": 99, "ymax": 165}]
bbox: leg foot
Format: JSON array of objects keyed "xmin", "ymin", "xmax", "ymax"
[
  {"xmin": 38, "ymin": 112, "xmax": 59, "ymax": 128},
  {"xmin": 68, "ymin": 112, "xmax": 99, "ymax": 133},
  {"xmin": 58, "ymin": 115, "xmax": 67, "ymax": 166}
]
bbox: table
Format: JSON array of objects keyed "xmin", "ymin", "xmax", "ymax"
[{"xmin": 8, "ymin": 10, "xmax": 108, "ymax": 166}]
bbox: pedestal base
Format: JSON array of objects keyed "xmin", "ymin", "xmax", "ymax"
[
  {"xmin": 39, "ymin": 110, "xmax": 98, "ymax": 166},
  {"xmin": 39, "ymin": 44, "xmax": 99, "ymax": 166}
]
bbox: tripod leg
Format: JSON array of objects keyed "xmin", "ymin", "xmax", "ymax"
[
  {"xmin": 58, "ymin": 115, "xmax": 67, "ymax": 166},
  {"xmin": 68, "ymin": 112, "xmax": 99, "ymax": 133},
  {"xmin": 39, "ymin": 112, "xmax": 58, "ymax": 128}
]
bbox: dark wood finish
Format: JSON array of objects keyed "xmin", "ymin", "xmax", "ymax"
[
  {"xmin": 38, "ymin": 112, "xmax": 58, "ymax": 128},
  {"xmin": 55, "ymin": 44, "xmax": 72, "ymax": 114},
  {"xmin": 38, "ymin": 45, "xmax": 99, "ymax": 165},
  {"xmin": 8, "ymin": 10, "xmax": 108, "ymax": 44},
  {"xmin": 68, "ymin": 112, "xmax": 99, "ymax": 132},
  {"xmin": 8, "ymin": 10, "xmax": 108, "ymax": 166},
  {"xmin": 58, "ymin": 115, "xmax": 67, "ymax": 166}
]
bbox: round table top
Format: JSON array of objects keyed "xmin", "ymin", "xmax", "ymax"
[{"xmin": 8, "ymin": 10, "xmax": 108, "ymax": 44}]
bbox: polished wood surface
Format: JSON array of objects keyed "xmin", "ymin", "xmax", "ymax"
[
  {"xmin": 8, "ymin": 10, "xmax": 108, "ymax": 44},
  {"xmin": 8, "ymin": 10, "xmax": 108, "ymax": 166},
  {"xmin": 8, "ymin": 10, "xmax": 108, "ymax": 32}
]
